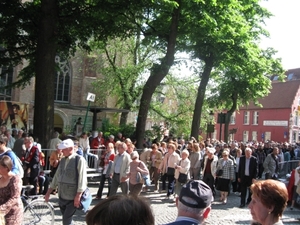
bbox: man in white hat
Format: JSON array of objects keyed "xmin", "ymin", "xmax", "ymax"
[{"xmin": 45, "ymin": 139, "xmax": 88, "ymax": 225}]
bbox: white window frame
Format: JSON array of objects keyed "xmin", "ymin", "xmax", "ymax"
[
  {"xmin": 252, "ymin": 131, "xmax": 257, "ymax": 141},
  {"xmin": 230, "ymin": 112, "xmax": 236, "ymax": 124},
  {"xmin": 243, "ymin": 111, "xmax": 250, "ymax": 125},
  {"xmin": 265, "ymin": 132, "xmax": 271, "ymax": 142},
  {"xmin": 243, "ymin": 130, "xmax": 249, "ymax": 142},
  {"xmin": 253, "ymin": 111, "xmax": 259, "ymax": 125}
]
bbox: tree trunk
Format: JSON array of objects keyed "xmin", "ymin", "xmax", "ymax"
[
  {"xmin": 120, "ymin": 111, "xmax": 129, "ymax": 126},
  {"xmin": 135, "ymin": 1, "xmax": 181, "ymax": 148},
  {"xmin": 190, "ymin": 58, "xmax": 214, "ymax": 140},
  {"xmin": 224, "ymin": 91, "xmax": 238, "ymax": 142},
  {"xmin": 33, "ymin": 0, "xmax": 58, "ymax": 147}
]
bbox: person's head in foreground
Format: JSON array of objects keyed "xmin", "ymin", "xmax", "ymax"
[
  {"xmin": 249, "ymin": 179, "xmax": 288, "ymax": 225},
  {"xmin": 175, "ymin": 180, "xmax": 212, "ymax": 224},
  {"xmin": 86, "ymin": 195, "xmax": 154, "ymax": 225}
]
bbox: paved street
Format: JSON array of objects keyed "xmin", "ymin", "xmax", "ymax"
[{"xmin": 47, "ymin": 180, "xmax": 300, "ymax": 225}]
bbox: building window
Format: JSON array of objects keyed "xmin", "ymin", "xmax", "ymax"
[
  {"xmin": 54, "ymin": 56, "xmax": 71, "ymax": 103},
  {"xmin": 295, "ymin": 112, "xmax": 298, "ymax": 126},
  {"xmin": 0, "ymin": 66, "xmax": 13, "ymax": 101},
  {"xmin": 287, "ymin": 73, "xmax": 294, "ymax": 80},
  {"xmin": 252, "ymin": 131, "xmax": 257, "ymax": 141},
  {"xmin": 243, "ymin": 130, "xmax": 249, "ymax": 142},
  {"xmin": 253, "ymin": 111, "xmax": 259, "ymax": 125},
  {"xmin": 243, "ymin": 111, "xmax": 250, "ymax": 125},
  {"xmin": 265, "ymin": 132, "xmax": 271, "ymax": 142},
  {"xmin": 230, "ymin": 112, "xmax": 236, "ymax": 124}
]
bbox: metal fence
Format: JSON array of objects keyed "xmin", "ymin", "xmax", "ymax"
[
  {"xmin": 278, "ymin": 160, "xmax": 300, "ymax": 178},
  {"xmin": 41, "ymin": 148, "xmax": 144, "ymax": 171}
]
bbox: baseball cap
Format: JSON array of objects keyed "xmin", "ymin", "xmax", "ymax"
[
  {"xmin": 179, "ymin": 180, "xmax": 213, "ymax": 209},
  {"xmin": 57, "ymin": 139, "xmax": 74, "ymax": 150}
]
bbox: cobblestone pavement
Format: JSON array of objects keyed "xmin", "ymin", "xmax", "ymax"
[{"xmin": 47, "ymin": 181, "xmax": 300, "ymax": 225}]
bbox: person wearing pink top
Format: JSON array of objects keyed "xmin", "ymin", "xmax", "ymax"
[{"xmin": 127, "ymin": 151, "xmax": 149, "ymax": 196}]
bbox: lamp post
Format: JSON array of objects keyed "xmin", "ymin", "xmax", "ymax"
[
  {"xmin": 289, "ymin": 113, "xmax": 293, "ymax": 143},
  {"xmin": 207, "ymin": 111, "xmax": 215, "ymax": 139},
  {"xmin": 218, "ymin": 112, "xmax": 226, "ymax": 141},
  {"xmin": 83, "ymin": 92, "xmax": 96, "ymax": 131}
]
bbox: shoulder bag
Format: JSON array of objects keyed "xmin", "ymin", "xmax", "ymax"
[
  {"xmin": 177, "ymin": 160, "xmax": 188, "ymax": 183},
  {"xmin": 216, "ymin": 161, "xmax": 223, "ymax": 177},
  {"xmin": 75, "ymin": 155, "xmax": 92, "ymax": 213},
  {"xmin": 216, "ymin": 169, "xmax": 223, "ymax": 177},
  {"xmin": 136, "ymin": 162, "xmax": 145, "ymax": 184}
]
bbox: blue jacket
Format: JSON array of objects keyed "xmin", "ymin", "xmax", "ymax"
[{"xmin": 0, "ymin": 149, "xmax": 21, "ymax": 175}]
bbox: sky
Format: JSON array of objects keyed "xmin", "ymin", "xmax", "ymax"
[{"xmin": 260, "ymin": 0, "xmax": 300, "ymax": 70}]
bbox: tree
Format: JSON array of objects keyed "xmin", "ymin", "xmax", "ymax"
[
  {"xmin": 208, "ymin": 47, "xmax": 284, "ymax": 142},
  {"xmin": 0, "ymin": 0, "xmax": 154, "ymax": 146},
  {"xmin": 135, "ymin": 0, "xmax": 181, "ymax": 148},
  {"xmin": 90, "ymin": 35, "xmax": 154, "ymax": 126},
  {"xmin": 180, "ymin": 0, "xmax": 280, "ymax": 140}
]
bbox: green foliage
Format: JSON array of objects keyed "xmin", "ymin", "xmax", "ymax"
[
  {"xmin": 100, "ymin": 118, "xmax": 135, "ymax": 139},
  {"xmin": 90, "ymin": 35, "xmax": 155, "ymax": 125},
  {"xmin": 178, "ymin": 0, "xmax": 283, "ymax": 139},
  {"xmin": 0, "ymin": 0, "xmax": 150, "ymax": 86},
  {"xmin": 149, "ymin": 73, "xmax": 202, "ymax": 138}
]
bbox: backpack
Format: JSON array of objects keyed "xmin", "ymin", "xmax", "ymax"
[
  {"xmin": 39, "ymin": 151, "xmax": 45, "ymax": 167},
  {"xmin": 4, "ymin": 150, "xmax": 24, "ymax": 178}
]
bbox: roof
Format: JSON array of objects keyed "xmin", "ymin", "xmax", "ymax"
[
  {"xmin": 243, "ymin": 79, "xmax": 300, "ymax": 109},
  {"xmin": 271, "ymin": 68, "xmax": 300, "ymax": 81}
]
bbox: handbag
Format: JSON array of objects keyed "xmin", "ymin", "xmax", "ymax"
[
  {"xmin": 75, "ymin": 156, "xmax": 92, "ymax": 213},
  {"xmin": 178, "ymin": 173, "xmax": 188, "ymax": 183},
  {"xmin": 79, "ymin": 188, "xmax": 93, "ymax": 213},
  {"xmin": 136, "ymin": 171, "xmax": 144, "ymax": 184},
  {"xmin": 136, "ymin": 162, "xmax": 145, "ymax": 184},
  {"xmin": 105, "ymin": 161, "xmax": 113, "ymax": 178},
  {"xmin": 143, "ymin": 174, "xmax": 151, "ymax": 186},
  {"xmin": 216, "ymin": 169, "xmax": 223, "ymax": 177},
  {"xmin": 167, "ymin": 167, "xmax": 175, "ymax": 176}
]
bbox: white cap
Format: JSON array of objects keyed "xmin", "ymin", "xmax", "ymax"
[
  {"xmin": 57, "ymin": 139, "xmax": 74, "ymax": 150},
  {"xmin": 207, "ymin": 147, "xmax": 216, "ymax": 154}
]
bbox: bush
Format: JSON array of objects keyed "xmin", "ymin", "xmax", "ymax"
[{"xmin": 100, "ymin": 119, "xmax": 135, "ymax": 140}]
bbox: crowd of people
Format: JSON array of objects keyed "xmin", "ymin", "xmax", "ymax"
[{"xmin": 0, "ymin": 123, "xmax": 299, "ymax": 225}]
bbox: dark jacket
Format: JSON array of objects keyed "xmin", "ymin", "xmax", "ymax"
[{"xmin": 238, "ymin": 155, "xmax": 257, "ymax": 181}]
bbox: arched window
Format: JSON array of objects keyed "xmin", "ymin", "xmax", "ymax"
[{"xmin": 54, "ymin": 55, "xmax": 71, "ymax": 102}]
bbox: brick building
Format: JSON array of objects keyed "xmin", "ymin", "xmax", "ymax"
[{"xmin": 214, "ymin": 68, "xmax": 300, "ymax": 143}]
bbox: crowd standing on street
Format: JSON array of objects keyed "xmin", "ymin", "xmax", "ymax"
[{"xmin": 0, "ymin": 123, "xmax": 300, "ymax": 224}]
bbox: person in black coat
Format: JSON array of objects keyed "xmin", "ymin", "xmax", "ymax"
[{"xmin": 238, "ymin": 147, "xmax": 257, "ymax": 208}]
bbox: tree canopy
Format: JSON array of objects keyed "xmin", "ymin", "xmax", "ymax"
[
  {"xmin": 0, "ymin": 0, "xmax": 173, "ymax": 146},
  {"xmin": 0, "ymin": 0, "xmax": 284, "ymax": 146}
]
